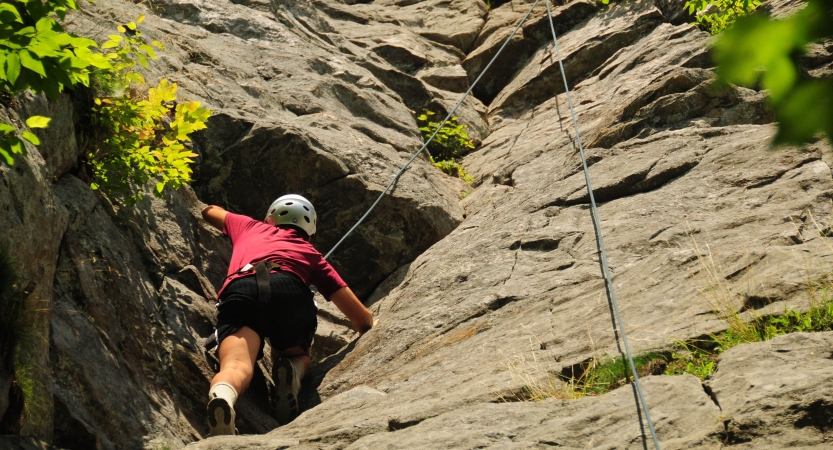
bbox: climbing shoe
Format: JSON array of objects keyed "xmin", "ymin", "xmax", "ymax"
[
  {"xmin": 207, "ymin": 397, "xmax": 236, "ymax": 436},
  {"xmin": 273, "ymin": 357, "xmax": 302, "ymax": 425}
]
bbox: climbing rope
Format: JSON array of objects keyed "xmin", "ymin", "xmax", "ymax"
[
  {"xmin": 323, "ymin": 0, "xmax": 543, "ymax": 260},
  {"xmin": 324, "ymin": 2, "xmax": 661, "ymax": 447},
  {"xmin": 543, "ymin": 0, "xmax": 661, "ymax": 448}
]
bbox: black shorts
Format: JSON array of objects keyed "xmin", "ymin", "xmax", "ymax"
[{"xmin": 215, "ymin": 272, "xmax": 317, "ymax": 360}]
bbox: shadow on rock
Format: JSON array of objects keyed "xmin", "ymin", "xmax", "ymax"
[{"xmin": 298, "ymin": 339, "xmax": 359, "ymax": 414}]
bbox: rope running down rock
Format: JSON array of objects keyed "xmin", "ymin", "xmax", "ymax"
[
  {"xmin": 543, "ymin": 0, "xmax": 661, "ymax": 448},
  {"xmin": 325, "ymin": 3, "xmax": 662, "ymax": 448},
  {"xmin": 323, "ymin": 0, "xmax": 543, "ymax": 260}
]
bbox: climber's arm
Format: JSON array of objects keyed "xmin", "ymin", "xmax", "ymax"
[
  {"xmin": 201, "ymin": 205, "xmax": 228, "ymax": 231},
  {"xmin": 330, "ymin": 287, "xmax": 376, "ymax": 336}
]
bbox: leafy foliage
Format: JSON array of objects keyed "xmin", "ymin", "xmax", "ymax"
[
  {"xmin": 578, "ymin": 353, "xmax": 667, "ymax": 396},
  {"xmin": 0, "ymin": 0, "xmax": 112, "ymax": 167},
  {"xmin": 0, "ymin": 115, "xmax": 50, "ymax": 165},
  {"xmin": 89, "ymin": 78, "xmax": 210, "ymax": 202},
  {"xmin": 685, "ymin": 0, "xmax": 762, "ymax": 34},
  {"xmin": 0, "ymin": 0, "xmax": 110, "ymax": 98},
  {"xmin": 430, "ymin": 156, "xmax": 474, "ymax": 184},
  {"xmin": 665, "ymin": 288, "xmax": 833, "ymax": 381},
  {"xmin": 84, "ymin": 19, "xmax": 210, "ymax": 204},
  {"xmin": 417, "ymin": 110, "xmax": 475, "ymax": 183},
  {"xmin": 1, "ymin": 4, "xmax": 211, "ymax": 201},
  {"xmin": 713, "ymin": 0, "xmax": 833, "ymax": 146},
  {"xmin": 92, "ymin": 16, "xmax": 162, "ymax": 95},
  {"xmin": 417, "ymin": 110, "xmax": 474, "ymax": 162},
  {"xmin": 664, "ymin": 342, "xmax": 717, "ymax": 380}
]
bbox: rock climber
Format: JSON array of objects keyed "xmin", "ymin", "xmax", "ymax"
[{"xmin": 200, "ymin": 194, "xmax": 375, "ymax": 436}]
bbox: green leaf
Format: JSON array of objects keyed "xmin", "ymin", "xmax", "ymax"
[
  {"xmin": 0, "ymin": 4, "xmax": 22, "ymax": 23},
  {"xmin": 17, "ymin": 26, "xmax": 37, "ymax": 38},
  {"xmin": 0, "ymin": 123, "xmax": 14, "ymax": 134},
  {"xmin": 140, "ymin": 45, "xmax": 157, "ymax": 59},
  {"xmin": 35, "ymin": 17, "xmax": 55, "ymax": 33},
  {"xmin": 772, "ymin": 80, "xmax": 833, "ymax": 146},
  {"xmin": 25, "ymin": 115, "xmax": 51, "ymax": 128},
  {"xmin": 28, "ymin": 42, "xmax": 59, "ymax": 58},
  {"xmin": 127, "ymin": 22, "xmax": 137, "ymax": 30},
  {"xmin": 19, "ymin": 49, "xmax": 46, "ymax": 77},
  {"xmin": 21, "ymin": 131, "xmax": 40, "ymax": 145},
  {"xmin": 7, "ymin": 136, "xmax": 24, "ymax": 156},
  {"xmin": 137, "ymin": 52, "xmax": 148, "ymax": 69},
  {"xmin": 5, "ymin": 52, "xmax": 21, "ymax": 85},
  {"xmin": 0, "ymin": 147, "xmax": 13, "ymax": 166},
  {"xmin": 762, "ymin": 54, "xmax": 797, "ymax": 103},
  {"xmin": 69, "ymin": 36, "xmax": 98, "ymax": 49}
]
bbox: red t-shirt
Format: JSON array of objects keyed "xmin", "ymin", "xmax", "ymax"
[{"xmin": 218, "ymin": 213, "xmax": 347, "ymax": 301}]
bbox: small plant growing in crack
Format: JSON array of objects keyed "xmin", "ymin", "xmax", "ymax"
[
  {"xmin": 664, "ymin": 223, "xmax": 833, "ymax": 381},
  {"xmin": 417, "ymin": 110, "xmax": 475, "ymax": 184}
]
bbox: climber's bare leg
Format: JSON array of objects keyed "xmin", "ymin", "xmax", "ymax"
[{"xmin": 212, "ymin": 326, "xmax": 260, "ymax": 395}]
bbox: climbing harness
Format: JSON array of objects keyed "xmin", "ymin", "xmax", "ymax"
[
  {"xmin": 323, "ymin": 1, "xmax": 661, "ymax": 448},
  {"xmin": 221, "ymin": 260, "xmax": 284, "ymax": 305},
  {"xmin": 204, "ymin": 260, "xmax": 282, "ymax": 351}
]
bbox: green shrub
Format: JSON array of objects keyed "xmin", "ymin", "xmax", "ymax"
[
  {"xmin": 417, "ymin": 110, "xmax": 475, "ymax": 183},
  {"xmin": 1, "ymin": 5, "xmax": 211, "ymax": 202},
  {"xmin": 713, "ymin": 0, "xmax": 833, "ymax": 146},
  {"xmin": 0, "ymin": 0, "xmax": 111, "ymax": 166},
  {"xmin": 0, "ymin": 0, "xmax": 109, "ymax": 98},
  {"xmin": 84, "ymin": 20, "xmax": 210, "ymax": 203},
  {"xmin": 685, "ymin": 0, "xmax": 762, "ymax": 35},
  {"xmin": 430, "ymin": 157, "xmax": 474, "ymax": 184},
  {"xmin": 91, "ymin": 16, "xmax": 161, "ymax": 95},
  {"xmin": 417, "ymin": 110, "xmax": 474, "ymax": 161},
  {"xmin": 89, "ymin": 79, "xmax": 210, "ymax": 202}
]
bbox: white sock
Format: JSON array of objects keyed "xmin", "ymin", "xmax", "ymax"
[
  {"xmin": 288, "ymin": 357, "xmax": 306, "ymax": 380},
  {"xmin": 209, "ymin": 382, "xmax": 238, "ymax": 406}
]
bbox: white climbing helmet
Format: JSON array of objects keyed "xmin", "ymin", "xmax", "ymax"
[{"xmin": 266, "ymin": 194, "xmax": 317, "ymax": 237}]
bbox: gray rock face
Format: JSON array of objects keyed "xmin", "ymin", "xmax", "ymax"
[
  {"xmin": 4, "ymin": 0, "xmax": 484, "ymax": 444},
  {"xmin": 229, "ymin": 0, "xmax": 832, "ymax": 448},
  {"xmin": 0, "ymin": 95, "xmax": 71, "ymax": 440},
  {"xmin": 69, "ymin": 0, "xmax": 469, "ymax": 299},
  {"xmin": 709, "ymin": 332, "xmax": 833, "ymax": 448},
  {"xmin": 3, "ymin": 0, "xmax": 833, "ymax": 448},
  {"xmin": 188, "ymin": 332, "xmax": 833, "ymax": 449}
]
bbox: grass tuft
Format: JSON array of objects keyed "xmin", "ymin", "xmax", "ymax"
[
  {"xmin": 666, "ymin": 227, "xmax": 833, "ymax": 381},
  {"xmin": 498, "ymin": 223, "xmax": 833, "ymax": 402},
  {"xmin": 497, "ymin": 349, "xmax": 669, "ymax": 402}
]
